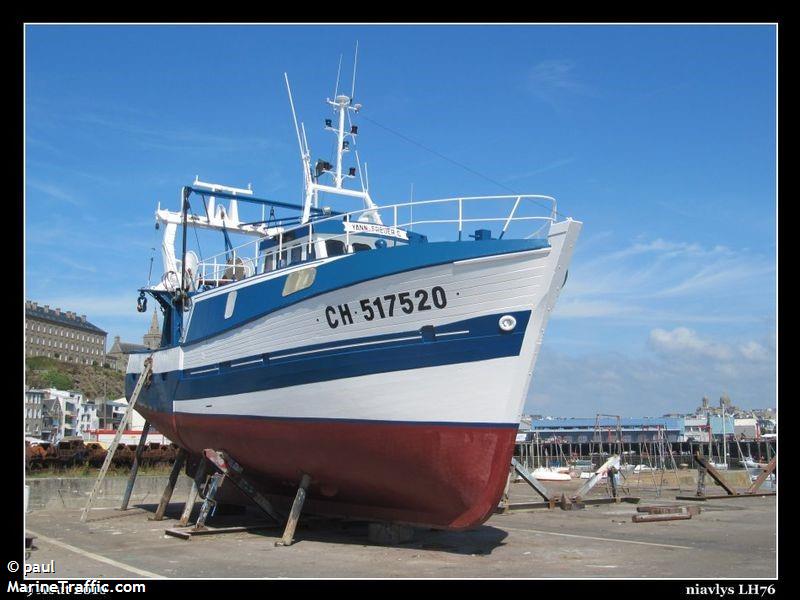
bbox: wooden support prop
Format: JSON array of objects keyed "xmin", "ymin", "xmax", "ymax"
[
  {"xmin": 276, "ymin": 473, "xmax": 311, "ymax": 547},
  {"xmin": 498, "ymin": 466, "xmax": 513, "ymax": 513},
  {"xmin": 151, "ymin": 447, "xmax": 188, "ymax": 521},
  {"xmin": 80, "ymin": 357, "xmax": 153, "ymax": 522},
  {"xmin": 178, "ymin": 460, "xmax": 207, "ymax": 527},
  {"xmin": 748, "ymin": 457, "xmax": 776, "ymax": 493},
  {"xmin": 120, "ymin": 421, "xmax": 150, "ymax": 511}
]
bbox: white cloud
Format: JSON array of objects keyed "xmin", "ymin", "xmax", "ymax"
[
  {"xmin": 553, "ymin": 235, "xmax": 775, "ymax": 326},
  {"xmin": 739, "ymin": 341, "xmax": 770, "ymax": 362},
  {"xmin": 26, "ymin": 179, "xmax": 83, "ymax": 207},
  {"xmin": 527, "ymin": 329, "xmax": 776, "ymax": 416},
  {"xmin": 528, "ymin": 60, "xmax": 594, "ymax": 96},
  {"xmin": 649, "ymin": 327, "xmax": 733, "ymax": 360}
]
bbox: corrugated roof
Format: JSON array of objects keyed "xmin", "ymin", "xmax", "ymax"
[
  {"xmin": 25, "ymin": 301, "xmax": 107, "ymax": 334},
  {"xmin": 530, "ymin": 417, "xmax": 684, "ymax": 430}
]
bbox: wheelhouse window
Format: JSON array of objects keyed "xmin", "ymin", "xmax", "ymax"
[
  {"xmin": 264, "ymin": 253, "xmax": 277, "ymax": 273},
  {"xmin": 325, "ymin": 239, "xmax": 346, "ymax": 257},
  {"xmin": 290, "ymin": 245, "xmax": 303, "ymax": 264},
  {"xmin": 352, "ymin": 242, "xmax": 371, "ymax": 252}
]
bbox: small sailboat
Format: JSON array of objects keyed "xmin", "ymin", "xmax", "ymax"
[{"xmin": 532, "ymin": 467, "xmax": 572, "ymax": 481}]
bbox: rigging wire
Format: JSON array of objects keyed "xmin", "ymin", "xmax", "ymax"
[{"xmin": 358, "ymin": 113, "xmax": 567, "ymax": 220}]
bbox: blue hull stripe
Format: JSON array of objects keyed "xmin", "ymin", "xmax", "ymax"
[
  {"xmin": 129, "ymin": 310, "xmax": 531, "ymax": 412},
  {"xmin": 170, "ymin": 412, "xmax": 521, "ymax": 429},
  {"xmin": 184, "ymin": 238, "xmax": 548, "ymax": 345}
]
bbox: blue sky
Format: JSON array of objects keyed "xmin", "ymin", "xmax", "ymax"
[{"xmin": 25, "ymin": 24, "xmax": 776, "ymax": 415}]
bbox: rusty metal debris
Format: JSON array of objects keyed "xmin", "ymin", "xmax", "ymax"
[
  {"xmin": 632, "ymin": 504, "xmax": 701, "ymax": 522},
  {"xmin": 25, "ymin": 438, "xmax": 179, "ymax": 470}
]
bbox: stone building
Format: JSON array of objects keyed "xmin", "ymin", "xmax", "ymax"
[
  {"xmin": 107, "ymin": 310, "xmax": 162, "ymax": 371},
  {"xmin": 25, "ymin": 301, "xmax": 107, "ymax": 365},
  {"xmin": 106, "ymin": 336, "xmax": 148, "ymax": 372},
  {"xmin": 143, "ymin": 310, "xmax": 161, "ymax": 350}
]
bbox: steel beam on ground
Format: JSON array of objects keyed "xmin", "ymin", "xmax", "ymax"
[
  {"xmin": 574, "ymin": 454, "xmax": 619, "ymax": 501},
  {"xmin": 511, "ymin": 457, "xmax": 551, "ymax": 501},
  {"xmin": 748, "ymin": 457, "xmax": 777, "ymax": 493}
]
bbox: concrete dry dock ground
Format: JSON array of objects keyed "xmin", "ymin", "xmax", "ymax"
[{"xmin": 24, "ymin": 480, "xmax": 776, "ymax": 579}]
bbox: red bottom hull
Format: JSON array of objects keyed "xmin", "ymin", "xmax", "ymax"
[{"xmin": 140, "ymin": 408, "xmax": 516, "ymax": 530}]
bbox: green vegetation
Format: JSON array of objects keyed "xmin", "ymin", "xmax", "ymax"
[{"xmin": 25, "ymin": 356, "xmax": 125, "ymax": 399}]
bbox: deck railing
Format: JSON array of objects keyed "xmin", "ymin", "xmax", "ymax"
[{"xmin": 190, "ymin": 194, "xmax": 559, "ymax": 289}]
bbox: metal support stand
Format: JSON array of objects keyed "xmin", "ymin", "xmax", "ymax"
[
  {"xmin": 498, "ymin": 456, "xmax": 639, "ymax": 513},
  {"xmin": 608, "ymin": 466, "xmax": 620, "ymax": 502},
  {"xmin": 696, "ymin": 465, "xmax": 708, "ymax": 497},
  {"xmin": 574, "ymin": 454, "xmax": 620, "ymax": 502},
  {"xmin": 511, "ymin": 457, "xmax": 553, "ymax": 501},
  {"xmin": 203, "ymin": 450, "xmax": 282, "ymax": 523},
  {"xmin": 81, "ymin": 357, "xmax": 153, "ymax": 522},
  {"xmin": 276, "ymin": 473, "xmax": 311, "ymax": 547},
  {"xmin": 152, "ymin": 447, "xmax": 188, "ymax": 521},
  {"xmin": 120, "ymin": 421, "xmax": 150, "ymax": 511},
  {"xmin": 165, "ymin": 449, "xmax": 284, "ymax": 540},
  {"xmin": 748, "ymin": 457, "xmax": 777, "ymax": 493},
  {"xmin": 194, "ymin": 472, "xmax": 224, "ymax": 530},
  {"xmin": 677, "ymin": 452, "xmax": 776, "ymax": 500}
]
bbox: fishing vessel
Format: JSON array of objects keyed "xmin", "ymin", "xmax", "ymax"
[{"xmin": 125, "ymin": 60, "xmax": 582, "ymax": 530}]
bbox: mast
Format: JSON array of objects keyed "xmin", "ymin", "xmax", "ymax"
[
  {"xmin": 720, "ymin": 396, "xmax": 728, "ymax": 468},
  {"xmin": 285, "ymin": 43, "xmax": 382, "ymax": 226}
]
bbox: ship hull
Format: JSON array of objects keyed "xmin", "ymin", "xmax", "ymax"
[
  {"xmin": 137, "ymin": 407, "xmax": 517, "ymax": 529},
  {"xmin": 127, "ymin": 219, "xmax": 582, "ymax": 530}
]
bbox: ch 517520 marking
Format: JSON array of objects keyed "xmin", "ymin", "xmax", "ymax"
[{"xmin": 324, "ymin": 286, "xmax": 448, "ymax": 329}]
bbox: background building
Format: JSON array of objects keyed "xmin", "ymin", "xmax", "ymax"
[
  {"xmin": 525, "ymin": 417, "xmax": 684, "ymax": 443},
  {"xmin": 106, "ymin": 337, "xmax": 148, "ymax": 372},
  {"xmin": 25, "ymin": 389, "xmax": 45, "ymax": 439},
  {"xmin": 25, "ymin": 301, "xmax": 107, "ymax": 365},
  {"xmin": 39, "ymin": 388, "xmax": 84, "ymax": 441},
  {"xmin": 143, "ymin": 310, "xmax": 161, "ymax": 350}
]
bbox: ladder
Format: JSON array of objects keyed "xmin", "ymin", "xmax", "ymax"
[{"xmin": 80, "ymin": 357, "xmax": 153, "ymax": 522}]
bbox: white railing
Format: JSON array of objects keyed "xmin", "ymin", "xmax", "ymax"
[{"xmin": 189, "ymin": 194, "xmax": 558, "ymax": 289}]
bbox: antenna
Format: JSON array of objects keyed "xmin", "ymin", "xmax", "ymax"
[
  {"xmin": 350, "ymin": 40, "xmax": 359, "ymax": 100},
  {"xmin": 284, "ymin": 73, "xmax": 304, "ymax": 158},
  {"xmin": 300, "ymin": 122, "xmax": 310, "ymax": 157},
  {"xmin": 334, "ymin": 54, "xmax": 343, "ymax": 99},
  {"xmin": 355, "ymin": 150, "xmax": 366, "ymax": 191}
]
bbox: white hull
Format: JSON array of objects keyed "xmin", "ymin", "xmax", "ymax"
[{"xmin": 128, "ymin": 220, "xmax": 581, "ymax": 427}]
